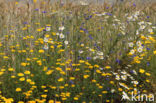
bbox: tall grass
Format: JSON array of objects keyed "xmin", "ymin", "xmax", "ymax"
[{"xmin": 0, "ymin": 0, "xmax": 155, "ymax": 103}]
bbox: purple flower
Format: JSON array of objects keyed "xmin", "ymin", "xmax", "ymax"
[
  {"xmin": 89, "ymin": 15, "xmax": 92, "ymax": 19},
  {"xmin": 130, "ymin": 70, "xmax": 134, "ymax": 74},
  {"xmin": 133, "ymin": 3, "xmax": 136, "ymax": 7},
  {"xmin": 35, "ymin": 8, "xmax": 39, "ymax": 11},
  {"xmin": 116, "ymin": 59, "xmax": 121, "ymax": 64},
  {"xmin": 107, "ymin": 87, "xmax": 110, "ymax": 91},
  {"xmin": 66, "ymin": 32, "xmax": 70, "ymax": 35},
  {"xmin": 106, "ymin": 78, "xmax": 109, "ymax": 81},
  {"xmin": 146, "ymin": 48, "xmax": 150, "ymax": 50},
  {"xmin": 105, "ymin": 13, "xmax": 112, "ymax": 16},
  {"xmin": 23, "ymin": 22, "xmax": 28, "ymax": 24},
  {"xmin": 94, "ymin": 43, "xmax": 97, "ymax": 46},
  {"xmin": 106, "ymin": 7, "xmax": 109, "ymax": 9},
  {"xmin": 147, "ymin": 62, "xmax": 150, "ymax": 66},
  {"xmin": 89, "ymin": 35, "xmax": 93, "ymax": 39},
  {"xmin": 70, "ymin": 80, "xmax": 74, "ymax": 84},
  {"xmin": 42, "ymin": 11, "xmax": 47, "ymax": 13},
  {"xmin": 86, "ymin": 57, "xmax": 91, "ymax": 60},
  {"xmin": 54, "ymin": 45, "xmax": 57, "ymax": 48},
  {"xmin": 78, "ymin": 56, "xmax": 82, "ymax": 60},
  {"xmin": 97, "ymin": 46, "xmax": 101, "ymax": 50},
  {"xmin": 80, "ymin": 27, "xmax": 83, "ymax": 30}
]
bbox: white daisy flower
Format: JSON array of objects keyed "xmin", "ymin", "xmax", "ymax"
[
  {"xmin": 148, "ymin": 29, "xmax": 153, "ymax": 33},
  {"xmin": 136, "ymin": 30, "xmax": 139, "ymax": 35},
  {"xmin": 64, "ymin": 41, "xmax": 68, "ymax": 45},
  {"xmin": 46, "ymin": 26, "xmax": 51, "ymax": 31},
  {"xmin": 136, "ymin": 41, "xmax": 142, "ymax": 46},
  {"xmin": 137, "ymin": 47, "xmax": 143, "ymax": 53},
  {"xmin": 44, "ymin": 37, "xmax": 49, "ymax": 43},
  {"xmin": 59, "ymin": 33, "xmax": 65, "ymax": 39},
  {"xmin": 59, "ymin": 26, "xmax": 65, "ymax": 31},
  {"xmin": 111, "ymin": 89, "xmax": 115, "ymax": 93},
  {"xmin": 130, "ymin": 49, "xmax": 135, "ymax": 55},
  {"xmin": 131, "ymin": 81, "xmax": 139, "ymax": 85},
  {"xmin": 97, "ymin": 51, "xmax": 103, "ymax": 56},
  {"xmin": 139, "ymin": 25, "xmax": 146, "ymax": 30},
  {"xmin": 79, "ymin": 50, "xmax": 84, "ymax": 54},
  {"xmin": 121, "ymin": 75, "xmax": 127, "ymax": 81},
  {"xmin": 115, "ymin": 75, "xmax": 120, "ymax": 80},
  {"xmin": 121, "ymin": 71, "xmax": 127, "ymax": 75},
  {"xmin": 56, "ymin": 33, "xmax": 60, "ymax": 35},
  {"xmin": 128, "ymin": 42, "xmax": 134, "ymax": 47},
  {"xmin": 80, "ymin": 1, "xmax": 88, "ymax": 6},
  {"xmin": 43, "ymin": 44, "xmax": 49, "ymax": 50}
]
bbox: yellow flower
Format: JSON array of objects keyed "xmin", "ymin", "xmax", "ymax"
[
  {"xmin": 33, "ymin": 0, "xmax": 37, "ymax": 3},
  {"xmin": 0, "ymin": 72, "xmax": 4, "ymax": 76},
  {"xmin": 55, "ymin": 101, "xmax": 61, "ymax": 103},
  {"xmin": 24, "ymin": 70, "xmax": 30, "ymax": 75},
  {"xmin": 94, "ymin": 65, "xmax": 99, "ymax": 68},
  {"xmin": 83, "ymin": 75, "xmax": 89, "ymax": 79},
  {"xmin": 46, "ymin": 70, "xmax": 53, "ymax": 75},
  {"xmin": 153, "ymin": 50, "xmax": 156, "ymax": 55},
  {"xmin": 15, "ymin": 2, "xmax": 18, "ymax": 5},
  {"xmin": 98, "ymin": 86, "xmax": 103, "ymax": 89},
  {"xmin": 150, "ymin": 32, "xmax": 154, "ymax": 35},
  {"xmin": 146, "ymin": 79, "xmax": 150, "ymax": 83},
  {"xmin": 62, "ymin": 97, "xmax": 67, "ymax": 100},
  {"xmin": 3, "ymin": 56, "xmax": 9, "ymax": 59},
  {"xmin": 19, "ymin": 77, "xmax": 25, "ymax": 81},
  {"xmin": 52, "ymin": 32, "xmax": 56, "ymax": 36},
  {"xmin": 110, "ymin": 81, "xmax": 114, "ymax": 84},
  {"xmin": 4, "ymin": 98, "xmax": 14, "ymax": 103},
  {"xmin": 69, "ymin": 77, "xmax": 75, "ymax": 80},
  {"xmin": 21, "ymin": 62, "xmax": 27, "ymax": 67},
  {"xmin": 18, "ymin": 101, "xmax": 24, "ymax": 103},
  {"xmin": 39, "ymin": 49, "xmax": 44, "ymax": 53},
  {"xmin": 139, "ymin": 69, "xmax": 145, "ymax": 74},
  {"xmin": 92, "ymin": 79, "xmax": 96, "ymax": 83},
  {"xmin": 105, "ymin": 66, "xmax": 111, "ymax": 69},
  {"xmin": 30, "ymin": 81, "xmax": 35, "ymax": 85},
  {"xmin": 80, "ymin": 30, "xmax": 84, "ymax": 33},
  {"xmin": 37, "ymin": 60, "xmax": 42, "ymax": 65},
  {"xmin": 118, "ymin": 88, "xmax": 123, "ymax": 91},
  {"xmin": 49, "ymin": 100, "xmax": 54, "ymax": 103},
  {"xmin": 102, "ymin": 91, "xmax": 108, "ymax": 94},
  {"xmin": 27, "ymin": 101, "xmax": 36, "ymax": 103},
  {"xmin": 41, "ymin": 86, "xmax": 46, "ymax": 89},
  {"xmin": 26, "ymin": 79, "xmax": 32, "ymax": 83},
  {"xmin": 74, "ymin": 97, "xmax": 79, "ymax": 100},
  {"xmin": 30, "ymin": 50, "xmax": 34, "ymax": 53},
  {"xmin": 16, "ymin": 88, "xmax": 22, "ymax": 92},
  {"xmin": 11, "ymin": 76, "xmax": 16, "ymax": 78},
  {"xmin": 79, "ymin": 60, "xmax": 85, "ymax": 63},
  {"xmin": 44, "ymin": 90, "xmax": 48, "ymax": 92},
  {"xmin": 41, "ymin": 94, "xmax": 47, "ymax": 98},
  {"xmin": 66, "ymin": 68, "xmax": 71, "ymax": 71},
  {"xmin": 50, "ymin": 45, "xmax": 54, "ymax": 49},
  {"xmin": 145, "ymin": 73, "xmax": 151, "ymax": 76},
  {"xmin": 106, "ymin": 100, "xmax": 110, "ymax": 102},
  {"xmin": 37, "ymin": 28, "xmax": 42, "ymax": 32},
  {"xmin": 17, "ymin": 73, "xmax": 24, "ymax": 77},
  {"xmin": 58, "ymin": 78, "xmax": 64, "ymax": 82}
]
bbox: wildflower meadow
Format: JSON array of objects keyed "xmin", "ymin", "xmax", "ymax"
[{"xmin": 0, "ymin": 0, "xmax": 155, "ymax": 103}]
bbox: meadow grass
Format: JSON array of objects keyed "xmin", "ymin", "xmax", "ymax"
[{"xmin": 0, "ymin": 0, "xmax": 155, "ymax": 103}]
